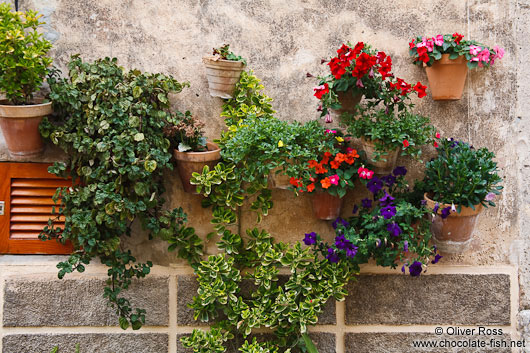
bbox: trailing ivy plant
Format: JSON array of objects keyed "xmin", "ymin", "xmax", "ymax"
[{"xmin": 39, "ymin": 55, "xmax": 203, "ymax": 330}]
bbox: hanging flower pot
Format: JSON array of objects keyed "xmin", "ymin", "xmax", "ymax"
[
  {"xmin": 311, "ymin": 190, "xmax": 344, "ymax": 220},
  {"xmin": 202, "ymin": 57, "xmax": 245, "ymax": 99},
  {"xmin": 0, "ymin": 100, "xmax": 52, "ymax": 158},
  {"xmin": 360, "ymin": 137, "xmax": 399, "ymax": 175},
  {"xmin": 424, "ymin": 193, "xmax": 483, "ymax": 253},
  {"xmin": 424, "ymin": 54, "xmax": 468, "ymax": 100},
  {"xmin": 333, "ymin": 90, "xmax": 362, "ymax": 115},
  {"xmin": 174, "ymin": 142, "xmax": 221, "ymax": 193},
  {"xmin": 269, "ymin": 166, "xmax": 291, "ymax": 189}
]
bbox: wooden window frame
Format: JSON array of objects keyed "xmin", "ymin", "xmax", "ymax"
[{"xmin": 0, "ymin": 162, "xmax": 73, "ymax": 254}]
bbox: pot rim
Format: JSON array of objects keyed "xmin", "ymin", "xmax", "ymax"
[
  {"xmin": 0, "ymin": 99, "xmax": 53, "ymax": 119},
  {"xmin": 424, "ymin": 53, "xmax": 467, "ymax": 67},
  {"xmin": 423, "ymin": 192, "xmax": 483, "ymax": 217},
  {"xmin": 202, "ymin": 56, "xmax": 246, "ymax": 67},
  {"xmin": 173, "ymin": 141, "xmax": 221, "ymax": 162}
]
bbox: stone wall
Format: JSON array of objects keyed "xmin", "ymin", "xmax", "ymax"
[{"xmin": 0, "ymin": 0, "xmax": 528, "ymax": 352}]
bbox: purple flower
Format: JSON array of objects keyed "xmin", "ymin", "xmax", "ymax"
[
  {"xmin": 401, "ymin": 264, "xmax": 406, "ymax": 273},
  {"xmin": 433, "ymin": 202, "xmax": 439, "ymax": 214},
  {"xmin": 409, "ymin": 261, "xmax": 423, "ymax": 277},
  {"xmin": 326, "ymin": 248, "xmax": 340, "ymax": 263},
  {"xmin": 335, "ymin": 235, "xmax": 350, "ymax": 250},
  {"xmin": 375, "ymin": 238, "xmax": 382, "ymax": 247},
  {"xmin": 303, "ymin": 232, "xmax": 317, "ymax": 246},
  {"xmin": 392, "ymin": 166, "xmax": 407, "ymax": 176},
  {"xmin": 386, "ymin": 222, "xmax": 402, "ymax": 237},
  {"xmin": 367, "ymin": 177, "xmax": 384, "ymax": 194},
  {"xmin": 485, "ymin": 192, "xmax": 496, "ymax": 201},
  {"xmin": 352, "ymin": 205, "xmax": 359, "ymax": 214},
  {"xmin": 420, "ymin": 200, "xmax": 427, "ymax": 206},
  {"xmin": 381, "ymin": 174, "xmax": 396, "ymax": 187},
  {"xmin": 440, "ymin": 206, "xmax": 451, "ymax": 219},
  {"xmin": 431, "ymin": 254, "xmax": 443, "ymax": 264},
  {"xmin": 403, "ymin": 240, "xmax": 409, "ymax": 252},
  {"xmin": 332, "ymin": 217, "xmax": 349, "ymax": 229},
  {"xmin": 346, "ymin": 245, "xmax": 358, "ymax": 258},
  {"xmin": 378, "ymin": 192, "xmax": 395, "ymax": 207},
  {"xmin": 361, "ymin": 198, "xmax": 372, "ymax": 209},
  {"xmin": 380, "ymin": 205, "xmax": 397, "ymax": 219}
]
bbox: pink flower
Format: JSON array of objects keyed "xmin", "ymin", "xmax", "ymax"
[
  {"xmin": 356, "ymin": 78, "xmax": 364, "ymax": 88},
  {"xmin": 357, "ymin": 167, "xmax": 374, "ymax": 180},
  {"xmin": 325, "ymin": 129, "xmax": 337, "ymax": 134},
  {"xmin": 425, "ymin": 39, "xmax": 434, "ymax": 52},
  {"xmin": 329, "ymin": 174, "xmax": 340, "ymax": 185},
  {"xmin": 435, "ymin": 132, "xmax": 441, "ymax": 139},
  {"xmin": 325, "ymin": 112, "xmax": 333, "ymax": 123},
  {"xmin": 490, "ymin": 45, "xmax": 505, "ymax": 65},
  {"xmin": 485, "ymin": 192, "xmax": 496, "ymax": 201},
  {"xmin": 469, "ymin": 45, "xmax": 482, "ymax": 56},
  {"xmin": 433, "ymin": 35, "xmax": 444, "ymax": 46},
  {"xmin": 477, "ymin": 48, "xmax": 490, "ymax": 66}
]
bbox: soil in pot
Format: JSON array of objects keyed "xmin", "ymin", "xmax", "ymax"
[
  {"xmin": 360, "ymin": 137, "xmax": 399, "ymax": 175},
  {"xmin": 424, "ymin": 54, "xmax": 468, "ymax": 101},
  {"xmin": 424, "ymin": 193, "xmax": 483, "ymax": 253},
  {"xmin": 311, "ymin": 190, "xmax": 344, "ymax": 220},
  {"xmin": 202, "ymin": 57, "xmax": 245, "ymax": 99},
  {"xmin": 0, "ymin": 100, "xmax": 52, "ymax": 158},
  {"xmin": 174, "ymin": 142, "xmax": 221, "ymax": 193}
]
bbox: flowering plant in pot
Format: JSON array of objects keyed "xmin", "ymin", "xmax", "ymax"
[
  {"xmin": 203, "ymin": 44, "xmax": 246, "ymax": 99},
  {"xmin": 289, "ymin": 134, "xmax": 372, "ymax": 220},
  {"xmin": 343, "ymin": 102, "xmax": 437, "ymax": 174},
  {"xmin": 0, "ymin": 4, "xmax": 53, "ymax": 158},
  {"xmin": 312, "ymin": 41, "xmax": 427, "ymax": 122},
  {"xmin": 303, "ymin": 166, "xmax": 441, "ymax": 277},
  {"xmin": 420, "ymin": 137, "xmax": 503, "ymax": 253},
  {"xmin": 164, "ymin": 111, "xmax": 220, "ymax": 193},
  {"xmin": 408, "ymin": 33, "xmax": 504, "ymax": 100}
]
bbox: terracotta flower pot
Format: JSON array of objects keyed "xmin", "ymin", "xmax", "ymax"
[
  {"xmin": 0, "ymin": 100, "xmax": 52, "ymax": 159},
  {"xmin": 360, "ymin": 137, "xmax": 399, "ymax": 175},
  {"xmin": 424, "ymin": 54, "xmax": 468, "ymax": 101},
  {"xmin": 269, "ymin": 166, "xmax": 291, "ymax": 189},
  {"xmin": 424, "ymin": 193, "xmax": 483, "ymax": 253},
  {"xmin": 202, "ymin": 57, "xmax": 245, "ymax": 99},
  {"xmin": 173, "ymin": 142, "xmax": 221, "ymax": 193},
  {"xmin": 311, "ymin": 190, "xmax": 344, "ymax": 220},
  {"xmin": 333, "ymin": 90, "xmax": 362, "ymax": 115}
]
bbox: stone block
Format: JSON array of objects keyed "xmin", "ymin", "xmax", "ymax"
[
  {"xmin": 2, "ymin": 333, "xmax": 168, "ymax": 353},
  {"xmin": 3, "ymin": 275, "xmax": 169, "ymax": 327},
  {"xmin": 345, "ymin": 274, "xmax": 510, "ymax": 325}
]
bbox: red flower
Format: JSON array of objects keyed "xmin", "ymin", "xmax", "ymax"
[
  {"xmin": 416, "ymin": 46, "xmax": 430, "ymax": 63},
  {"xmin": 290, "ymin": 177, "xmax": 301, "ymax": 187},
  {"xmin": 403, "ymin": 139, "xmax": 410, "ymax": 148},
  {"xmin": 330, "ymin": 160, "xmax": 341, "ymax": 169},
  {"xmin": 313, "ymin": 83, "xmax": 329, "ymax": 100},
  {"xmin": 413, "ymin": 82, "xmax": 427, "ymax": 98},
  {"xmin": 452, "ymin": 32, "xmax": 464, "ymax": 45},
  {"xmin": 435, "ymin": 132, "xmax": 441, "ymax": 139},
  {"xmin": 307, "ymin": 183, "xmax": 315, "ymax": 192},
  {"xmin": 337, "ymin": 43, "xmax": 351, "ymax": 57},
  {"xmin": 352, "ymin": 52, "xmax": 377, "ymax": 79},
  {"xmin": 409, "ymin": 40, "xmax": 415, "ymax": 49},
  {"xmin": 352, "ymin": 42, "xmax": 365, "ymax": 57},
  {"xmin": 433, "ymin": 141, "xmax": 439, "ymax": 148}
]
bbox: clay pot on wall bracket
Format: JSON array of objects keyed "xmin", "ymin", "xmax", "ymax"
[
  {"xmin": 424, "ymin": 193, "xmax": 483, "ymax": 254},
  {"xmin": 0, "ymin": 100, "xmax": 52, "ymax": 159},
  {"xmin": 202, "ymin": 57, "xmax": 245, "ymax": 99},
  {"xmin": 269, "ymin": 166, "xmax": 291, "ymax": 189},
  {"xmin": 424, "ymin": 54, "xmax": 468, "ymax": 100},
  {"xmin": 174, "ymin": 142, "xmax": 221, "ymax": 193},
  {"xmin": 333, "ymin": 90, "xmax": 362, "ymax": 115},
  {"xmin": 360, "ymin": 137, "xmax": 399, "ymax": 175},
  {"xmin": 311, "ymin": 190, "xmax": 344, "ymax": 220}
]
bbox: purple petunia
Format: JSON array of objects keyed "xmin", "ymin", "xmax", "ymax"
[
  {"xmin": 440, "ymin": 206, "xmax": 451, "ymax": 219},
  {"xmin": 380, "ymin": 205, "xmax": 397, "ymax": 219},
  {"xmin": 367, "ymin": 177, "xmax": 384, "ymax": 194},
  {"xmin": 432, "ymin": 254, "xmax": 443, "ymax": 264},
  {"xmin": 386, "ymin": 222, "xmax": 402, "ymax": 237},
  {"xmin": 403, "ymin": 240, "xmax": 409, "ymax": 252},
  {"xmin": 420, "ymin": 200, "xmax": 427, "ymax": 206},
  {"xmin": 346, "ymin": 245, "xmax": 358, "ymax": 258},
  {"xmin": 326, "ymin": 248, "xmax": 340, "ymax": 263},
  {"xmin": 335, "ymin": 235, "xmax": 350, "ymax": 250},
  {"xmin": 409, "ymin": 261, "xmax": 423, "ymax": 277},
  {"xmin": 352, "ymin": 204, "xmax": 359, "ymax": 214},
  {"xmin": 433, "ymin": 202, "xmax": 440, "ymax": 214},
  {"xmin": 332, "ymin": 217, "xmax": 349, "ymax": 229},
  {"xmin": 361, "ymin": 198, "xmax": 373, "ymax": 209},
  {"xmin": 303, "ymin": 232, "xmax": 317, "ymax": 246},
  {"xmin": 378, "ymin": 192, "xmax": 395, "ymax": 207},
  {"xmin": 392, "ymin": 166, "xmax": 407, "ymax": 176},
  {"xmin": 380, "ymin": 174, "xmax": 396, "ymax": 187}
]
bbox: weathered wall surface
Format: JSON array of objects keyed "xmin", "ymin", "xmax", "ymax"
[{"xmin": 0, "ymin": 0, "xmax": 528, "ymax": 352}]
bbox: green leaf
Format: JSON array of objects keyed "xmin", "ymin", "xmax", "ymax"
[
  {"xmin": 144, "ymin": 160, "xmax": 157, "ymax": 172},
  {"xmin": 119, "ymin": 317, "xmax": 130, "ymax": 330},
  {"xmin": 302, "ymin": 333, "xmax": 319, "ymax": 353},
  {"xmin": 134, "ymin": 133, "xmax": 145, "ymax": 142}
]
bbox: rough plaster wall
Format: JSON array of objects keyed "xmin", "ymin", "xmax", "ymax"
[{"xmin": 0, "ymin": 0, "xmax": 523, "ymax": 283}]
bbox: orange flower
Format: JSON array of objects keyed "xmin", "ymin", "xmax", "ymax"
[
  {"xmin": 335, "ymin": 153, "xmax": 346, "ymax": 163},
  {"xmin": 321, "ymin": 151, "xmax": 332, "ymax": 165},
  {"xmin": 308, "ymin": 160, "xmax": 319, "ymax": 168},
  {"xmin": 321, "ymin": 177, "xmax": 331, "ymax": 189},
  {"xmin": 307, "ymin": 183, "xmax": 315, "ymax": 192},
  {"xmin": 315, "ymin": 164, "xmax": 328, "ymax": 174},
  {"xmin": 330, "ymin": 160, "xmax": 341, "ymax": 169},
  {"xmin": 289, "ymin": 177, "xmax": 300, "ymax": 187}
]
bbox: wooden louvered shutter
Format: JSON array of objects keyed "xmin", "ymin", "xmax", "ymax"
[{"xmin": 0, "ymin": 162, "xmax": 73, "ymax": 254}]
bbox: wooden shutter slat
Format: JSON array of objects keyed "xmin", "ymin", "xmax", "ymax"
[
  {"xmin": 11, "ymin": 206, "xmax": 56, "ymax": 214},
  {"xmin": 11, "ymin": 179, "xmax": 71, "ymax": 188},
  {"xmin": 10, "ymin": 197, "xmax": 58, "ymax": 205},
  {"xmin": 11, "ymin": 188, "xmax": 59, "ymax": 196},
  {"xmin": 11, "ymin": 215, "xmax": 65, "ymax": 222}
]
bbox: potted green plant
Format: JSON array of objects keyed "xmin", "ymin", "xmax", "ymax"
[
  {"xmin": 408, "ymin": 33, "xmax": 504, "ymax": 100},
  {"xmin": 203, "ymin": 44, "xmax": 246, "ymax": 99},
  {"xmin": 164, "ymin": 110, "xmax": 221, "ymax": 193},
  {"xmin": 420, "ymin": 137, "xmax": 503, "ymax": 253},
  {"xmin": 344, "ymin": 103, "xmax": 436, "ymax": 174},
  {"xmin": 0, "ymin": 4, "xmax": 53, "ymax": 158},
  {"xmin": 289, "ymin": 136, "xmax": 370, "ymax": 220}
]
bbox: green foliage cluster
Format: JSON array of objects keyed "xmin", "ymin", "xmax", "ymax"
[
  {"xmin": 421, "ymin": 138, "xmax": 503, "ymax": 209},
  {"xmin": 164, "ymin": 110, "xmax": 207, "ymax": 152},
  {"xmin": 344, "ymin": 104, "xmax": 436, "ymax": 161},
  {"xmin": 0, "ymin": 3, "xmax": 52, "ymax": 104},
  {"xmin": 39, "ymin": 56, "xmax": 203, "ymax": 330},
  {"xmin": 212, "ymin": 44, "xmax": 247, "ymax": 65},
  {"xmin": 181, "ymin": 228, "xmax": 354, "ymax": 352}
]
